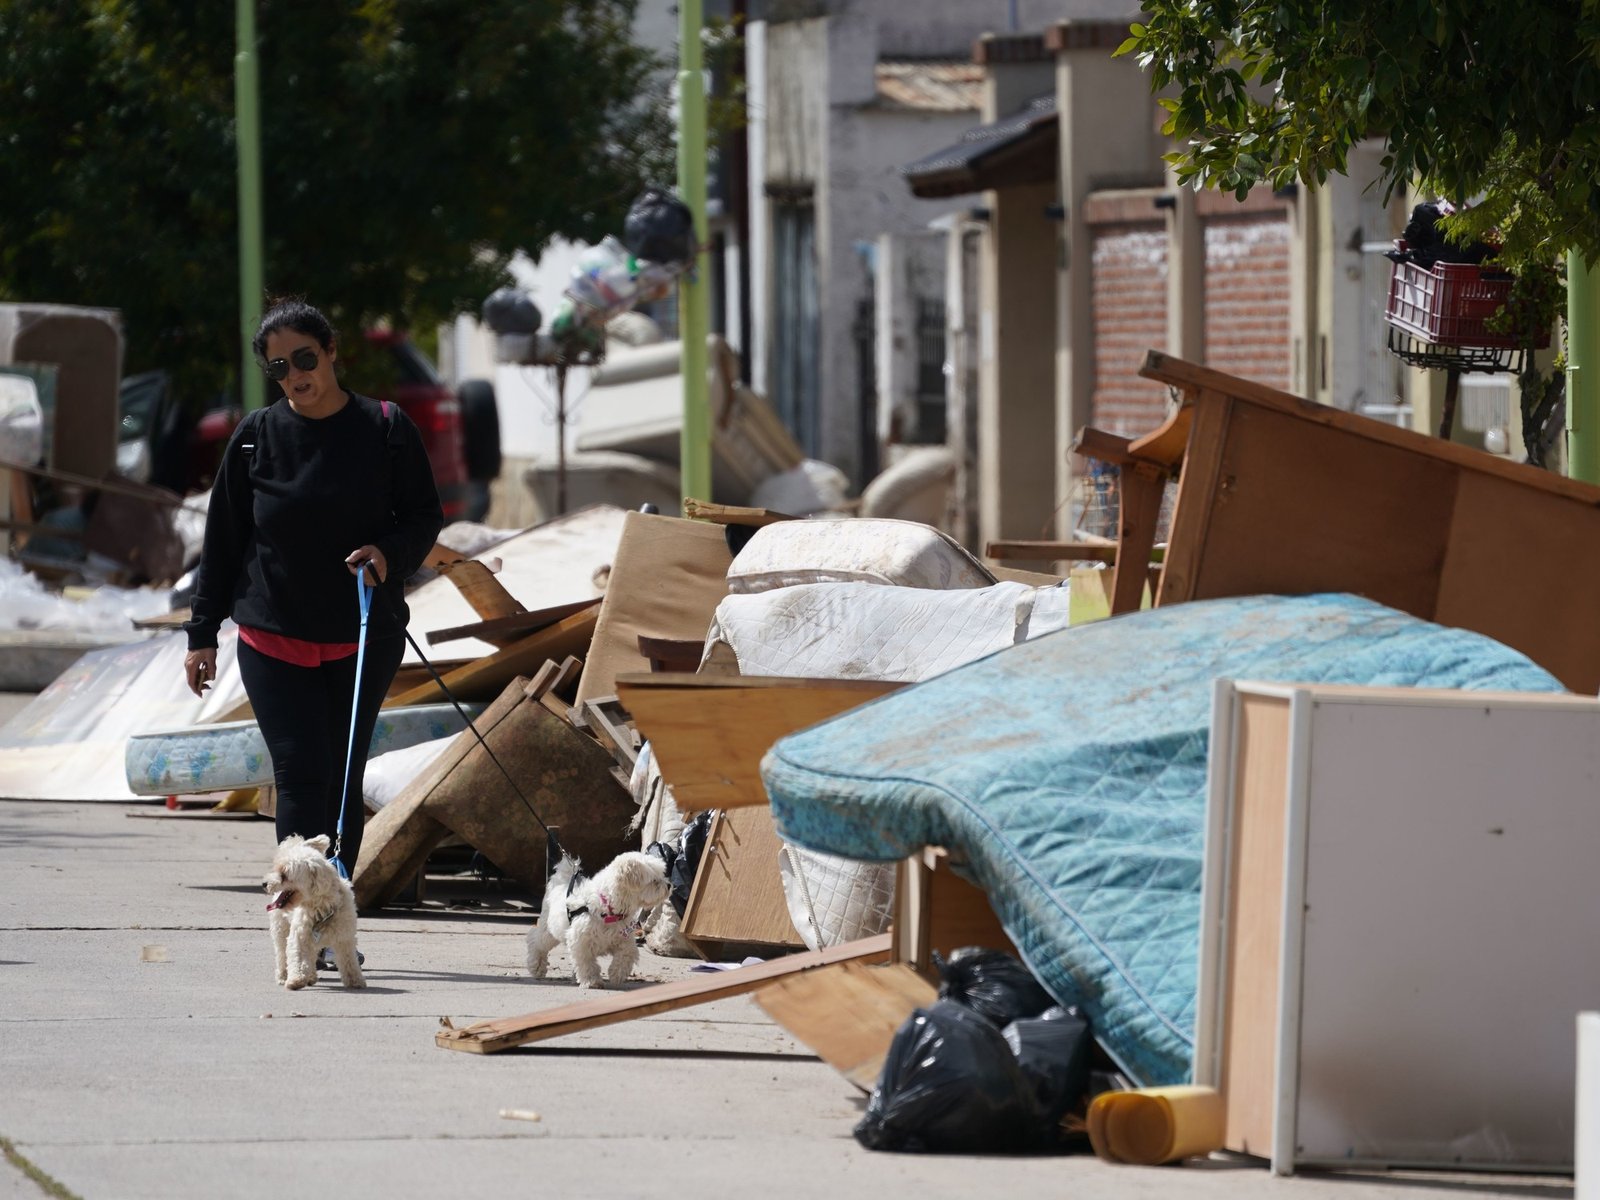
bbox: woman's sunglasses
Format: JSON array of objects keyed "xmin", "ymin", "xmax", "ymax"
[{"xmin": 263, "ymin": 347, "xmax": 320, "ymax": 381}]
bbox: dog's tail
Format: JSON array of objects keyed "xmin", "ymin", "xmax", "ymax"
[{"xmin": 547, "ymin": 852, "xmax": 581, "ymax": 893}]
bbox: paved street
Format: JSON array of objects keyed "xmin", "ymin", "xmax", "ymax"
[{"xmin": 0, "ymin": 693, "xmax": 1577, "ymax": 1200}]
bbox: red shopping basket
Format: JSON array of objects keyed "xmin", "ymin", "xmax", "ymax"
[{"xmin": 1385, "ymin": 259, "xmax": 1548, "ymax": 349}]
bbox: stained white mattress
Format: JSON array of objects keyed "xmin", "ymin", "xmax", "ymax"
[
  {"xmin": 703, "ymin": 580, "xmax": 1072, "ymax": 683},
  {"xmin": 727, "ymin": 518, "xmax": 994, "ymax": 594}
]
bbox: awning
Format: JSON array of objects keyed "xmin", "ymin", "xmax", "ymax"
[{"xmin": 901, "ymin": 93, "xmax": 1058, "ymax": 199}]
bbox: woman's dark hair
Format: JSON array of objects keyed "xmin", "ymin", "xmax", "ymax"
[{"xmin": 252, "ymin": 298, "xmax": 336, "ymax": 363}]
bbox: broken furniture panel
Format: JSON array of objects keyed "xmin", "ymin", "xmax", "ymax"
[
  {"xmin": 891, "ymin": 847, "xmax": 1016, "ymax": 983},
  {"xmin": 1199, "ymin": 681, "xmax": 1600, "ymax": 1175},
  {"xmin": 383, "ymin": 605, "xmax": 598, "ymax": 707},
  {"xmin": 435, "ymin": 933, "xmax": 892, "ymax": 1054},
  {"xmin": 615, "ymin": 672, "xmax": 903, "ymax": 812},
  {"xmin": 1091, "ymin": 351, "xmax": 1600, "ymax": 692},
  {"xmin": 679, "ymin": 805, "xmax": 806, "ymax": 958},
  {"xmin": 425, "ymin": 597, "xmax": 600, "ymax": 651}
]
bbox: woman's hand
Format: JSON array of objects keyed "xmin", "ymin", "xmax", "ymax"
[
  {"xmin": 184, "ymin": 649, "xmax": 217, "ymax": 698},
  {"xmin": 345, "ymin": 545, "xmax": 388, "ymax": 584}
]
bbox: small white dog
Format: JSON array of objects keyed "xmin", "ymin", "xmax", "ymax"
[
  {"xmin": 263, "ymin": 834, "xmax": 365, "ymax": 990},
  {"xmin": 527, "ymin": 851, "xmax": 672, "ymax": 989}
]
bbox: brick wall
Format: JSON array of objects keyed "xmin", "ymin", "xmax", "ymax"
[
  {"xmin": 1089, "ymin": 221, "xmax": 1170, "ymax": 438},
  {"xmin": 1202, "ymin": 213, "xmax": 1291, "ymax": 391}
]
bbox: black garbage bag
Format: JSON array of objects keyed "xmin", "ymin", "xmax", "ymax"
[
  {"xmin": 645, "ymin": 809, "xmax": 714, "ymax": 919},
  {"xmin": 854, "ymin": 1001, "xmax": 1048, "ymax": 1154},
  {"xmin": 1387, "ymin": 202, "xmax": 1494, "ymax": 269},
  {"xmin": 623, "ymin": 187, "xmax": 696, "ymax": 267},
  {"xmin": 481, "ymin": 286, "xmax": 542, "ymax": 335},
  {"xmin": 668, "ymin": 809, "xmax": 712, "ymax": 916},
  {"xmin": 1003, "ymin": 1006, "xmax": 1092, "ymax": 1127},
  {"xmin": 935, "ymin": 946, "xmax": 1057, "ymax": 1027}
]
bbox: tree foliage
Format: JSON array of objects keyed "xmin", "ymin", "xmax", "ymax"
[
  {"xmin": 1119, "ymin": 0, "xmax": 1600, "ymax": 307},
  {"xmin": 0, "ymin": 0, "xmax": 672, "ymax": 400}
]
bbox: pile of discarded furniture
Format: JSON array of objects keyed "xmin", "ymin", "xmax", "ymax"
[
  {"xmin": 435, "ymin": 353, "xmax": 1600, "ymax": 1177},
  {"xmin": 5, "ymin": 350, "xmax": 1598, "ymax": 1177}
]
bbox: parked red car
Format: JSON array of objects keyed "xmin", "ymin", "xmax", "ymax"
[{"xmin": 187, "ymin": 330, "xmax": 481, "ymax": 521}]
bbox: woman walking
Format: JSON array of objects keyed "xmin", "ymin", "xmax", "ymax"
[{"xmin": 183, "ymin": 299, "xmax": 444, "ymax": 886}]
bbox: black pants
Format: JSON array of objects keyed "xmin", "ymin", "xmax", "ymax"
[{"xmin": 237, "ymin": 635, "xmax": 405, "ymax": 875}]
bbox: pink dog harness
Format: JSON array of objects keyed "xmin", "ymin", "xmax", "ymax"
[{"xmin": 565, "ymin": 874, "xmax": 626, "ymax": 924}]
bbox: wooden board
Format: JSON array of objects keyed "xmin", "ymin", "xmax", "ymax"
[
  {"xmin": 435, "ymin": 933, "xmax": 893, "ymax": 1054},
  {"xmin": 680, "ymin": 805, "xmax": 806, "ymax": 957},
  {"xmin": 616, "ymin": 673, "xmax": 904, "ymax": 812},
  {"xmin": 384, "ymin": 606, "xmax": 598, "ymax": 707},
  {"xmin": 436, "ymin": 558, "xmax": 526, "ymax": 621},
  {"xmin": 1217, "ymin": 690, "xmax": 1292, "ymax": 1158},
  {"xmin": 1130, "ymin": 351, "xmax": 1600, "ymax": 691},
  {"xmin": 891, "ymin": 847, "xmax": 1016, "ymax": 983},
  {"xmin": 682, "ymin": 499, "xmax": 798, "ymax": 527},
  {"xmin": 424, "ymin": 597, "xmax": 599, "ymax": 649},
  {"xmin": 754, "ymin": 960, "xmax": 936, "ymax": 1091}
]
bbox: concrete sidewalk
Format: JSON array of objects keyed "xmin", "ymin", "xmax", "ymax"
[{"xmin": 0, "ymin": 721, "xmax": 1576, "ymax": 1198}]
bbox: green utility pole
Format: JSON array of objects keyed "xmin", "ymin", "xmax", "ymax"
[
  {"xmin": 677, "ymin": 0, "xmax": 712, "ymax": 508},
  {"xmin": 1568, "ymin": 252, "xmax": 1600, "ymax": 484},
  {"xmin": 236, "ymin": 0, "xmax": 265, "ymax": 412}
]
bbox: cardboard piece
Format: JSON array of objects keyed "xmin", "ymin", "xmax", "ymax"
[{"xmin": 572, "ymin": 512, "xmax": 733, "ymax": 708}]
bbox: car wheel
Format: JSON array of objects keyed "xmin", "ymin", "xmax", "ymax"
[{"xmin": 458, "ymin": 379, "xmax": 501, "ymax": 482}]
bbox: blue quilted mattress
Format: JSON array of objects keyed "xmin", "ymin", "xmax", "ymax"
[{"xmin": 761, "ymin": 593, "xmax": 1565, "ymax": 1085}]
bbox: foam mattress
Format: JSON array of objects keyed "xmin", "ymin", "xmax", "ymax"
[
  {"xmin": 761, "ymin": 593, "xmax": 1566, "ymax": 1085},
  {"xmin": 125, "ymin": 703, "xmax": 483, "ymax": 796}
]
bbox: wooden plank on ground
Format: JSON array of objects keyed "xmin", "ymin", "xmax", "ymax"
[
  {"xmin": 435, "ymin": 933, "xmax": 893, "ymax": 1055},
  {"xmin": 616, "ymin": 673, "xmax": 905, "ymax": 812},
  {"xmin": 754, "ymin": 960, "xmax": 936, "ymax": 1091},
  {"xmin": 384, "ymin": 607, "xmax": 599, "ymax": 707},
  {"xmin": 425, "ymin": 597, "xmax": 600, "ymax": 649}
]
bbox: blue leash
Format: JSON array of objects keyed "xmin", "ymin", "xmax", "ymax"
[{"xmin": 331, "ymin": 569, "xmax": 374, "ymax": 880}]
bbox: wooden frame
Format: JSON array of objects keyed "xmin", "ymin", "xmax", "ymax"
[
  {"xmin": 1084, "ymin": 351, "xmax": 1600, "ymax": 692},
  {"xmin": 891, "ymin": 847, "xmax": 1016, "ymax": 982},
  {"xmin": 1200, "ymin": 680, "xmax": 1600, "ymax": 1174},
  {"xmin": 614, "ymin": 673, "xmax": 904, "ymax": 811}
]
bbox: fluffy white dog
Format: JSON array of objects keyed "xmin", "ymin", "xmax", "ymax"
[
  {"xmin": 263, "ymin": 834, "xmax": 365, "ymax": 990},
  {"xmin": 527, "ymin": 851, "xmax": 672, "ymax": 989}
]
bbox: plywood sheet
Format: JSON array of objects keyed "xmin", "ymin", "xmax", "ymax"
[
  {"xmin": 1434, "ymin": 471, "xmax": 1600, "ymax": 693},
  {"xmin": 1180, "ymin": 402, "xmax": 1456, "ymax": 616},
  {"xmin": 617, "ymin": 673, "xmax": 903, "ymax": 812},
  {"xmin": 681, "ymin": 806, "xmax": 805, "ymax": 955}
]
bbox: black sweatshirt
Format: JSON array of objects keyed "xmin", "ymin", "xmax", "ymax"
[{"xmin": 184, "ymin": 392, "xmax": 444, "ymax": 650}]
